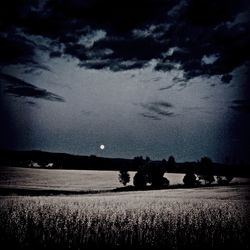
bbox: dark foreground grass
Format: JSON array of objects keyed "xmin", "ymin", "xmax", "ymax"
[{"xmin": 0, "ymin": 190, "xmax": 250, "ymax": 250}]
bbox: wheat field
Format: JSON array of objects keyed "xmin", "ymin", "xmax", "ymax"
[{"xmin": 0, "ymin": 186, "xmax": 249, "ymax": 250}]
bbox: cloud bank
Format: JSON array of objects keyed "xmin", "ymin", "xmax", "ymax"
[
  {"xmin": 1, "ymin": 0, "xmax": 249, "ymax": 84},
  {"xmin": 0, "ymin": 73, "xmax": 65, "ymax": 102}
]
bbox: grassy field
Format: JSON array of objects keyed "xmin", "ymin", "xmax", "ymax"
[
  {"xmin": 0, "ymin": 166, "xmax": 250, "ymax": 249},
  {"xmin": 0, "ymin": 166, "xmax": 249, "ymax": 192},
  {"xmin": 0, "ymin": 166, "xmax": 188, "ymax": 191},
  {"xmin": 0, "ymin": 166, "xmax": 121, "ymax": 191},
  {"xmin": 0, "ymin": 185, "xmax": 250, "ymax": 250}
]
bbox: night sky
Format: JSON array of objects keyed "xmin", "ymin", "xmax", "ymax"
[{"xmin": 0, "ymin": 0, "xmax": 250, "ymax": 163}]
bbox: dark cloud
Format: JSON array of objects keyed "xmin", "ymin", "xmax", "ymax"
[
  {"xmin": 158, "ymin": 83, "xmax": 176, "ymax": 91},
  {"xmin": 65, "ymin": 35, "xmax": 165, "ymax": 70},
  {"xmin": 221, "ymin": 74, "xmax": 233, "ymax": 84},
  {"xmin": 92, "ymin": 36, "xmax": 166, "ymax": 61},
  {"xmin": 0, "ymin": 73, "xmax": 65, "ymax": 102},
  {"xmin": 79, "ymin": 59, "xmax": 148, "ymax": 71},
  {"xmin": 140, "ymin": 113, "xmax": 161, "ymax": 121},
  {"xmin": 231, "ymin": 100, "xmax": 250, "ymax": 114},
  {"xmin": 0, "ymin": 34, "xmax": 36, "ymax": 66},
  {"xmin": 186, "ymin": 0, "xmax": 246, "ymax": 26},
  {"xmin": 44, "ymin": 0, "xmax": 173, "ymax": 34},
  {"xmin": 0, "ymin": 0, "xmax": 249, "ymax": 82},
  {"xmin": 140, "ymin": 101, "xmax": 174, "ymax": 118},
  {"xmin": 0, "ymin": 33, "xmax": 51, "ymax": 72},
  {"xmin": 50, "ymin": 51, "xmax": 62, "ymax": 58},
  {"xmin": 154, "ymin": 61, "xmax": 176, "ymax": 72}
]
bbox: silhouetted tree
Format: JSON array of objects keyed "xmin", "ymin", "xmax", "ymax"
[
  {"xmin": 162, "ymin": 159, "xmax": 167, "ymax": 165},
  {"xmin": 183, "ymin": 173, "xmax": 198, "ymax": 187},
  {"xmin": 198, "ymin": 156, "xmax": 215, "ymax": 184},
  {"xmin": 149, "ymin": 168, "xmax": 168, "ymax": 187},
  {"xmin": 162, "ymin": 177, "xmax": 170, "ymax": 186},
  {"xmin": 150, "ymin": 175, "xmax": 169, "ymax": 187},
  {"xmin": 119, "ymin": 170, "xmax": 130, "ymax": 186},
  {"xmin": 226, "ymin": 176, "xmax": 234, "ymax": 183},
  {"xmin": 216, "ymin": 176, "xmax": 234, "ymax": 185},
  {"xmin": 200, "ymin": 156, "xmax": 212, "ymax": 166},
  {"xmin": 133, "ymin": 160, "xmax": 170, "ymax": 189},
  {"xmin": 167, "ymin": 155, "xmax": 176, "ymax": 171},
  {"xmin": 133, "ymin": 156, "xmax": 144, "ymax": 169},
  {"xmin": 199, "ymin": 174, "xmax": 215, "ymax": 185},
  {"xmin": 145, "ymin": 160, "xmax": 169, "ymax": 188},
  {"xmin": 216, "ymin": 176, "xmax": 227, "ymax": 185},
  {"xmin": 133, "ymin": 172, "xmax": 147, "ymax": 188}
]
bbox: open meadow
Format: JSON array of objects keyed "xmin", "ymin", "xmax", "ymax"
[
  {"xmin": 0, "ymin": 186, "xmax": 250, "ymax": 250},
  {"xmin": 0, "ymin": 166, "xmax": 250, "ymax": 250},
  {"xmin": 0, "ymin": 166, "xmax": 189, "ymax": 192},
  {"xmin": 0, "ymin": 166, "xmax": 249, "ymax": 192}
]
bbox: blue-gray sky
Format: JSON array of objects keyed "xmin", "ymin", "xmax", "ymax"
[{"xmin": 1, "ymin": 0, "xmax": 250, "ymax": 163}]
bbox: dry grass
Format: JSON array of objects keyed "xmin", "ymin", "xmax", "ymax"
[{"xmin": 0, "ymin": 187, "xmax": 249, "ymax": 250}]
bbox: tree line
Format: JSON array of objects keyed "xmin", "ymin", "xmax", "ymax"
[{"xmin": 119, "ymin": 156, "xmax": 234, "ymax": 188}]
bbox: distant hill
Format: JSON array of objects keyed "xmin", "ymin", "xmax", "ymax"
[
  {"xmin": 0, "ymin": 149, "xmax": 250, "ymax": 177},
  {"xmin": 0, "ymin": 149, "xmax": 136, "ymax": 171}
]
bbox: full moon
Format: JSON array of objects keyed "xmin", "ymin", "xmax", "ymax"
[{"xmin": 100, "ymin": 144, "xmax": 105, "ymax": 150}]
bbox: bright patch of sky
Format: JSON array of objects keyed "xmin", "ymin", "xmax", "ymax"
[
  {"xmin": 2, "ymin": 54, "xmax": 246, "ymax": 162},
  {"xmin": 201, "ymin": 54, "xmax": 219, "ymax": 65},
  {"xmin": 78, "ymin": 30, "xmax": 106, "ymax": 48}
]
